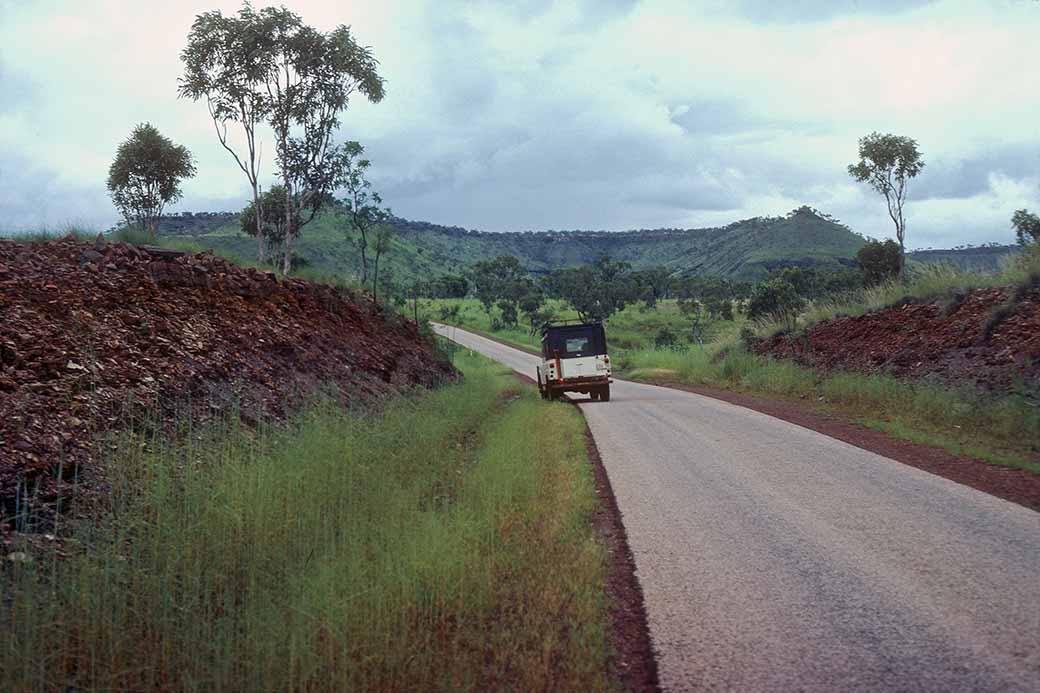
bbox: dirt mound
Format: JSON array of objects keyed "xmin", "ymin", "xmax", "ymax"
[
  {"xmin": 0, "ymin": 236, "xmax": 455, "ymax": 516},
  {"xmin": 755, "ymin": 285, "xmax": 1040, "ymax": 393}
]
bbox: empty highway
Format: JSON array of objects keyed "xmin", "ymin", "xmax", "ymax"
[{"xmin": 433, "ymin": 323, "xmax": 1040, "ymax": 692}]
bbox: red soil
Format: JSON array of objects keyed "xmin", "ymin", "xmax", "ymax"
[
  {"xmin": 755, "ymin": 286, "xmax": 1040, "ymax": 393},
  {"xmin": 0, "ymin": 236, "xmax": 455, "ymax": 517}
]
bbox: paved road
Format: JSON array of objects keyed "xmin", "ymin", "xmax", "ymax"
[{"xmin": 433, "ymin": 324, "xmax": 1040, "ymax": 692}]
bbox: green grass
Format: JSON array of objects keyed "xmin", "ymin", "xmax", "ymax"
[
  {"xmin": 3, "ymin": 223, "xmax": 98, "ymax": 243},
  {"xmin": 1, "ymin": 352, "xmax": 613, "ymax": 690}
]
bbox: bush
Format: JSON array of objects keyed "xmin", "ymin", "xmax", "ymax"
[
  {"xmin": 654, "ymin": 327, "xmax": 682, "ymax": 350},
  {"xmin": 747, "ymin": 278, "xmax": 805, "ymax": 328},
  {"xmin": 438, "ymin": 304, "xmax": 461, "ymax": 321},
  {"xmin": 857, "ymin": 239, "xmax": 902, "ymax": 285}
]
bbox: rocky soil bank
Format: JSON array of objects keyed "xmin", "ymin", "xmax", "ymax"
[
  {"xmin": 0, "ymin": 236, "xmax": 455, "ymax": 519},
  {"xmin": 755, "ymin": 283, "xmax": 1040, "ymax": 394}
]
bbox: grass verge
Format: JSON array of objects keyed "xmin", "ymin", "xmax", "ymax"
[
  {"xmin": 1, "ymin": 352, "xmax": 612, "ymax": 690},
  {"xmin": 754, "ymin": 247, "xmax": 1040, "ymax": 338},
  {"xmin": 620, "ymin": 346, "xmax": 1040, "ymax": 473}
]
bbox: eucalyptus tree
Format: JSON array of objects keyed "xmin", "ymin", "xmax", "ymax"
[
  {"xmin": 107, "ymin": 123, "xmax": 196, "ymax": 238},
  {"xmin": 848, "ymin": 132, "xmax": 925, "ymax": 279},
  {"xmin": 180, "ymin": 6, "xmax": 270, "ymax": 262},
  {"xmin": 338, "ymin": 140, "xmax": 390, "ymax": 285},
  {"xmin": 252, "ymin": 6, "xmax": 385, "ymax": 274}
]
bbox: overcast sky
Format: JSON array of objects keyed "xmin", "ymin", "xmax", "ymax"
[{"xmin": 1, "ymin": 0, "xmax": 1038, "ymax": 248}]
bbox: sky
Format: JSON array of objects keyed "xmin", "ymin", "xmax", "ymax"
[{"xmin": 1, "ymin": 0, "xmax": 1038, "ymax": 249}]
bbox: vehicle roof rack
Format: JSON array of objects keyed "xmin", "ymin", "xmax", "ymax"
[{"xmin": 539, "ymin": 318, "xmax": 602, "ymax": 335}]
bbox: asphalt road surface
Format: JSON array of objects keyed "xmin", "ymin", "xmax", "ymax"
[{"xmin": 433, "ymin": 323, "xmax": 1040, "ymax": 692}]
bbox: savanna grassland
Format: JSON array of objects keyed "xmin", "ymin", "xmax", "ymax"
[{"xmin": 430, "ymin": 249, "xmax": 1040, "ymax": 473}]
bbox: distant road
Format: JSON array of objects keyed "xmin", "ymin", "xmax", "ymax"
[{"xmin": 433, "ymin": 323, "xmax": 1040, "ymax": 692}]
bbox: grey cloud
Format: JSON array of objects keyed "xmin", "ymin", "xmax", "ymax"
[
  {"xmin": 731, "ymin": 0, "xmax": 939, "ymax": 24},
  {"xmin": 623, "ymin": 175, "xmax": 743, "ymax": 212},
  {"xmin": 0, "ymin": 62, "xmax": 37, "ymax": 113},
  {"xmin": 914, "ymin": 143, "xmax": 1040, "ymax": 200},
  {"xmin": 668, "ymin": 99, "xmax": 828, "ymax": 137},
  {"xmin": 0, "ymin": 150, "xmax": 110, "ymax": 231},
  {"xmin": 495, "ymin": 0, "xmax": 637, "ymax": 25}
]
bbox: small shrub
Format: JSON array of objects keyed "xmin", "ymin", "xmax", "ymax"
[
  {"xmin": 110, "ymin": 225, "xmax": 154, "ymax": 245},
  {"xmin": 438, "ymin": 304, "xmax": 461, "ymax": 321},
  {"xmin": 739, "ymin": 325, "xmax": 757, "ymax": 350},
  {"xmin": 654, "ymin": 327, "xmax": 679, "ymax": 350},
  {"xmin": 981, "ymin": 303, "xmax": 1018, "ymax": 341}
]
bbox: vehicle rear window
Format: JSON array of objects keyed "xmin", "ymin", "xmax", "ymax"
[{"xmin": 565, "ymin": 337, "xmax": 589, "ymax": 354}]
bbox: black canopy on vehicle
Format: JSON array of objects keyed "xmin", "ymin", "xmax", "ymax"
[{"xmin": 540, "ymin": 323, "xmax": 607, "ymax": 359}]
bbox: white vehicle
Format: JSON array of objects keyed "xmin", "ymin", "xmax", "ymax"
[{"xmin": 536, "ymin": 320, "xmax": 612, "ymax": 401}]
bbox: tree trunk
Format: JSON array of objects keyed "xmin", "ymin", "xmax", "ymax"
[
  {"xmin": 372, "ymin": 253, "xmax": 380, "ymax": 301},
  {"xmin": 358, "ymin": 226, "xmax": 369, "ymax": 285},
  {"xmin": 282, "ymin": 178, "xmax": 295, "ymax": 276},
  {"xmin": 283, "ymin": 231, "xmax": 293, "ymax": 275},
  {"xmin": 897, "ymin": 222, "xmax": 906, "ymax": 282},
  {"xmin": 254, "ymin": 184, "xmax": 265, "ymax": 264}
]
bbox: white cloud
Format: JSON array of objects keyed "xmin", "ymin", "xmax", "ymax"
[{"xmin": 0, "ymin": 0, "xmax": 1037, "ymax": 248}]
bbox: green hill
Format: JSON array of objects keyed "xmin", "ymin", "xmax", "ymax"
[{"xmin": 155, "ymin": 205, "xmax": 866, "ymax": 281}]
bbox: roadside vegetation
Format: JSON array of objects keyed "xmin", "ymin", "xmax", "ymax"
[
  {"xmin": 430, "ymin": 246, "xmax": 1040, "ymax": 473},
  {"xmin": 1, "ymin": 352, "xmax": 613, "ymax": 690},
  {"xmin": 620, "ymin": 344, "xmax": 1039, "ymax": 473}
]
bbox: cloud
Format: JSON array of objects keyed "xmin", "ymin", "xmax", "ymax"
[
  {"xmin": 914, "ymin": 143, "xmax": 1040, "ymax": 201},
  {"xmin": 0, "ymin": 0, "xmax": 1037, "ymax": 249},
  {"xmin": 727, "ymin": 0, "xmax": 940, "ymax": 24},
  {"xmin": 0, "ymin": 150, "xmax": 109, "ymax": 232}
]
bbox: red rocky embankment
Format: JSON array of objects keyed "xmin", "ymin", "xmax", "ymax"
[
  {"xmin": 754, "ymin": 285, "xmax": 1040, "ymax": 394},
  {"xmin": 0, "ymin": 236, "xmax": 455, "ymax": 516}
]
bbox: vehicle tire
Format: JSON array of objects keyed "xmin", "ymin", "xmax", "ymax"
[
  {"xmin": 600, "ymin": 385, "xmax": 611, "ymax": 402},
  {"xmin": 590, "ymin": 390, "xmax": 599, "ymax": 401}
]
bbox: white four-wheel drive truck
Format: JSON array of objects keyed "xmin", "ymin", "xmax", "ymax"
[{"xmin": 536, "ymin": 320, "xmax": 612, "ymax": 401}]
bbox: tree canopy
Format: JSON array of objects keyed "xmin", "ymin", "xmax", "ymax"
[
  {"xmin": 239, "ymin": 184, "xmax": 298, "ymax": 256},
  {"xmin": 856, "ymin": 239, "xmax": 902, "ymax": 285},
  {"xmin": 180, "ymin": 3, "xmax": 386, "ymax": 274},
  {"xmin": 1011, "ymin": 209, "xmax": 1040, "ymax": 247},
  {"xmin": 544, "ymin": 256, "xmax": 638, "ymax": 322},
  {"xmin": 338, "ymin": 141, "xmax": 391, "ymax": 285},
  {"xmin": 746, "ymin": 278, "xmax": 805, "ymax": 329},
  {"xmin": 107, "ymin": 123, "xmax": 196, "ymax": 237},
  {"xmin": 180, "ymin": 5, "xmax": 271, "ymax": 262},
  {"xmin": 256, "ymin": 6, "xmax": 385, "ymax": 274}
]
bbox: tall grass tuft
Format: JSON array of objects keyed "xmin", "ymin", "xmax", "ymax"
[{"xmin": 4, "ymin": 223, "xmax": 98, "ymax": 243}]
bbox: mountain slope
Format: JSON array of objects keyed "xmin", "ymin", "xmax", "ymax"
[{"xmin": 156, "ymin": 205, "xmax": 866, "ymax": 281}]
